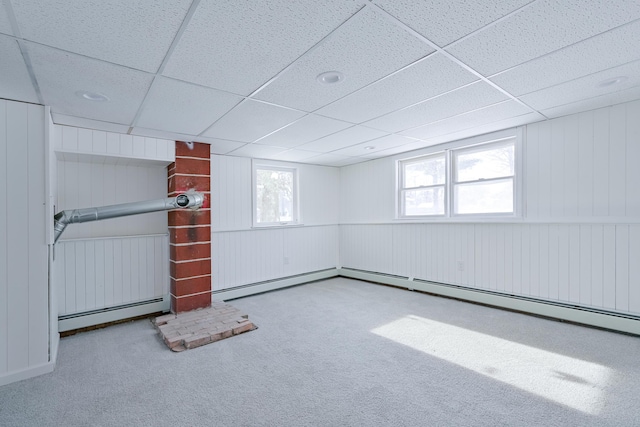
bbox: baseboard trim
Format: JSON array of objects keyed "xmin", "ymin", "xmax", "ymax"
[
  {"xmin": 338, "ymin": 268, "xmax": 640, "ymax": 336},
  {"xmin": 58, "ymin": 300, "xmax": 169, "ymax": 332},
  {"xmin": 211, "ymin": 268, "xmax": 340, "ymax": 301},
  {"xmin": 0, "ymin": 361, "xmax": 56, "ymax": 387}
]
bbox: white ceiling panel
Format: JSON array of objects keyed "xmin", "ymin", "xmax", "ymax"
[
  {"xmin": 541, "ymin": 86, "xmax": 640, "ymax": 119},
  {"xmin": 202, "ymin": 99, "xmax": 306, "ymax": 143},
  {"xmin": 54, "ymin": 113, "xmax": 130, "ymax": 135},
  {"xmin": 364, "ymin": 82, "xmax": 509, "ymax": 133},
  {"xmin": 0, "ymin": 1, "xmax": 13, "ymax": 35},
  {"xmin": 372, "ymin": 0, "xmax": 532, "ymax": 47},
  {"xmin": 448, "ymin": 0, "xmax": 640, "ymax": 76},
  {"xmin": 0, "ymin": 35, "xmax": 38, "ymax": 103},
  {"xmin": 205, "ymin": 139, "xmax": 247, "ymax": 155},
  {"xmin": 491, "ymin": 20, "xmax": 640, "ymax": 96},
  {"xmin": 163, "ymin": 0, "xmax": 366, "ymax": 96},
  {"xmin": 270, "ymin": 149, "xmax": 320, "ymax": 162},
  {"xmin": 12, "ymin": 0, "xmax": 191, "ymax": 73},
  {"xmin": 27, "ymin": 42, "xmax": 153, "ymax": 125},
  {"xmin": 317, "ymin": 53, "xmax": 478, "ymax": 123},
  {"xmin": 361, "ymin": 139, "xmax": 433, "ymax": 159},
  {"xmin": 136, "ymin": 77, "xmax": 242, "ymax": 135},
  {"xmin": 131, "ymin": 129, "xmax": 246, "ymax": 155},
  {"xmin": 228, "ymin": 143, "xmax": 288, "ymax": 159},
  {"xmin": 253, "ymin": 6, "xmax": 433, "ymax": 111},
  {"xmin": 255, "ymin": 114, "xmax": 352, "ymax": 148},
  {"xmin": 518, "ymin": 60, "xmax": 640, "ymax": 111},
  {"xmin": 298, "ymin": 125, "xmax": 387, "ymax": 153},
  {"xmin": 305, "ymin": 153, "xmax": 360, "ymax": 167},
  {"xmin": 330, "ymin": 134, "xmax": 416, "ymax": 157},
  {"xmin": 402, "ymin": 100, "xmax": 532, "ymax": 140}
]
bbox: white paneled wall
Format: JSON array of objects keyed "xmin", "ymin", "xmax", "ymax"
[
  {"xmin": 56, "ymin": 160, "xmax": 169, "ymax": 239},
  {"xmin": 55, "ymin": 235, "xmax": 169, "ymax": 316},
  {"xmin": 210, "ymin": 154, "xmax": 340, "ymax": 290},
  {"xmin": 341, "ymin": 223, "xmax": 640, "ymax": 315},
  {"xmin": 339, "ymin": 100, "xmax": 640, "ymax": 317},
  {"xmin": 0, "ymin": 100, "xmax": 50, "ymax": 385},
  {"xmin": 212, "ymin": 225, "xmax": 339, "ymax": 290}
]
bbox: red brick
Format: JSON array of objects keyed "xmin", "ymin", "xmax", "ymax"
[
  {"xmin": 232, "ymin": 322, "xmax": 254, "ymax": 335},
  {"xmin": 167, "ymin": 162, "xmax": 176, "ymax": 177},
  {"xmin": 173, "ymin": 157, "xmax": 210, "ymax": 175},
  {"xmin": 169, "ymin": 226, "xmax": 211, "ymax": 244},
  {"xmin": 170, "ymin": 259, "xmax": 211, "ymax": 278},
  {"xmin": 171, "ymin": 276, "xmax": 211, "ymax": 297},
  {"xmin": 168, "ymin": 209, "xmax": 210, "ymax": 227},
  {"xmin": 170, "ymin": 243, "xmax": 211, "ymax": 262},
  {"xmin": 171, "ymin": 293, "xmax": 211, "ymax": 313},
  {"xmin": 168, "ymin": 174, "xmax": 210, "ymax": 193},
  {"xmin": 175, "ymin": 141, "xmax": 210, "ymax": 159}
]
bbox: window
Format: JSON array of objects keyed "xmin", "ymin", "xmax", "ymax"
[
  {"xmin": 398, "ymin": 136, "xmax": 517, "ymax": 218},
  {"xmin": 253, "ymin": 164, "xmax": 298, "ymax": 226}
]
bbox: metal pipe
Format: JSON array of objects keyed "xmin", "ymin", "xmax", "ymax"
[{"xmin": 53, "ymin": 192, "xmax": 204, "ymax": 243}]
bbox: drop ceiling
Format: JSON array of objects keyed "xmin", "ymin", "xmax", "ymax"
[{"xmin": 1, "ymin": 0, "xmax": 639, "ymax": 167}]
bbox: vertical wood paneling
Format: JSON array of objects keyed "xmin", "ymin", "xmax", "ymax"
[
  {"xmin": 548, "ymin": 225, "xmax": 559, "ymax": 300},
  {"xmin": 550, "ymin": 119, "xmax": 565, "ymax": 217},
  {"xmin": 615, "ymin": 225, "xmax": 629, "ymax": 312},
  {"xmin": 629, "ymin": 225, "xmax": 640, "ymax": 314},
  {"xmin": 536, "ymin": 121, "xmax": 553, "ymax": 218},
  {"xmin": 602, "ymin": 225, "xmax": 616, "ymax": 310},
  {"xmin": 626, "ymin": 102, "xmax": 640, "ymax": 216},
  {"xmin": 563, "ymin": 115, "xmax": 580, "ymax": 217},
  {"xmin": 525, "ymin": 123, "xmax": 539, "ymax": 218},
  {"xmin": 591, "ymin": 225, "xmax": 604, "ymax": 308},
  {"xmin": 592, "ymin": 108, "xmax": 610, "ymax": 217},
  {"xmin": 56, "ymin": 235, "xmax": 169, "ymax": 316},
  {"xmin": 579, "ymin": 225, "xmax": 592, "ymax": 306},
  {"xmin": 577, "ymin": 111, "xmax": 594, "ymax": 216},
  {"xmin": 609, "ymin": 104, "xmax": 627, "ymax": 217}
]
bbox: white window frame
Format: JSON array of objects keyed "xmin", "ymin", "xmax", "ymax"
[
  {"xmin": 396, "ymin": 129, "xmax": 522, "ymax": 220},
  {"xmin": 397, "ymin": 152, "xmax": 447, "ymax": 218},
  {"xmin": 252, "ymin": 162, "xmax": 299, "ymax": 227}
]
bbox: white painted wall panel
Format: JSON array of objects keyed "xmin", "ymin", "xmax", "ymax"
[
  {"xmin": 0, "ymin": 100, "xmax": 49, "ymax": 382},
  {"xmin": 56, "ymin": 160, "xmax": 168, "ymax": 239},
  {"xmin": 55, "ymin": 235, "xmax": 169, "ymax": 316},
  {"xmin": 338, "ymin": 99, "xmax": 640, "ymax": 317}
]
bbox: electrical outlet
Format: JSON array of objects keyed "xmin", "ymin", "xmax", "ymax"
[
  {"xmin": 457, "ymin": 261, "xmax": 465, "ymax": 271},
  {"xmin": 284, "ymin": 257, "xmax": 289, "ymax": 265}
]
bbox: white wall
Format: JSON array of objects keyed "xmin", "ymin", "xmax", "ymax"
[
  {"xmin": 339, "ymin": 100, "xmax": 640, "ymax": 317},
  {"xmin": 0, "ymin": 100, "xmax": 51, "ymax": 386},
  {"xmin": 210, "ymin": 154, "xmax": 340, "ymax": 290}
]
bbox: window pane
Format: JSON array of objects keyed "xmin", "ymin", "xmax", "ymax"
[
  {"xmin": 403, "ymin": 156, "xmax": 445, "ymax": 188},
  {"xmin": 403, "ymin": 187, "xmax": 445, "ymax": 216},
  {"xmin": 454, "ymin": 179, "xmax": 513, "ymax": 214},
  {"xmin": 456, "ymin": 143, "xmax": 514, "ymax": 182},
  {"xmin": 256, "ymin": 169, "xmax": 294, "ymax": 223}
]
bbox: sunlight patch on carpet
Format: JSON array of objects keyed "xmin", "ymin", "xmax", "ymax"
[{"xmin": 371, "ymin": 315, "xmax": 612, "ymax": 415}]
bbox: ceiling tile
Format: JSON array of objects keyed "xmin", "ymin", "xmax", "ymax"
[
  {"xmin": 317, "ymin": 53, "xmax": 478, "ymax": 123},
  {"xmin": 163, "ymin": 0, "xmax": 366, "ymax": 96},
  {"xmin": 364, "ymin": 81, "xmax": 509, "ymax": 133},
  {"xmin": 228, "ymin": 144, "xmax": 288, "ymax": 159},
  {"xmin": 297, "ymin": 125, "xmax": 387, "ymax": 153},
  {"xmin": 447, "ymin": 0, "xmax": 640, "ymax": 76},
  {"xmin": 402, "ymin": 100, "xmax": 532, "ymax": 140},
  {"xmin": 204, "ymin": 138, "xmax": 246, "ymax": 155},
  {"xmin": 136, "ymin": 77, "xmax": 242, "ymax": 135},
  {"xmin": 201, "ymin": 99, "xmax": 306, "ymax": 143},
  {"xmin": 540, "ymin": 86, "xmax": 640, "ymax": 119},
  {"xmin": 330, "ymin": 134, "xmax": 416, "ymax": 157},
  {"xmin": 491, "ymin": 20, "xmax": 640, "ymax": 96},
  {"xmin": 253, "ymin": 6, "xmax": 433, "ymax": 111},
  {"xmin": 0, "ymin": 1, "xmax": 13, "ymax": 35},
  {"xmin": 0, "ymin": 35, "xmax": 38, "ymax": 103},
  {"xmin": 54, "ymin": 113, "xmax": 131, "ymax": 134},
  {"xmin": 27, "ymin": 42, "xmax": 153, "ymax": 125},
  {"xmin": 362, "ymin": 139, "xmax": 433, "ymax": 159},
  {"xmin": 12, "ymin": 0, "xmax": 192, "ymax": 73},
  {"xmin": 270, "ymin": 149, "xmax": 320, "ymax": 162},
  {"xmin": 518, "ymin": 60, "xmax": 640, "ymax": 111},
  {"xmin": 305, "ymin": 153, "xmax": 360, "ymax": 167},
  {"xmin": 255, "ymin": 114, "xmax": 352, "ymax": 148},
  {"xmin": 372, "ymin": 0, "xmax": 531, "ymax": 47}
]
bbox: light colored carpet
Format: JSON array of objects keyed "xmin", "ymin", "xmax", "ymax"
[{"xmin": 1, "ymin": 277, "xmax": 639, "ymax": 426}]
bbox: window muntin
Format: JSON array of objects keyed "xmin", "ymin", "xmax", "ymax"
[
  {"xmin": 254, "ymin": 165, "xmax": 298, "ymax": 226},
  {"xmin": 398, "ymin": 138, "xmax": 517, "ymax": 218}
]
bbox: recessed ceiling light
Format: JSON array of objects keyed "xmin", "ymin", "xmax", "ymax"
[
  {"xmin": 364, "ymin": 146, "xmax": 375, "ymax": 150},
  {"xmin": 75, "ymin": 90, "xmax": 110, "ymax": 102},
  {"xmin": 598, "ymin": 76, "xmax": 628, "ymax": 88},
  {"xmin": 317, "ymin": 71, "xmax": 344, "ymax": 85}
]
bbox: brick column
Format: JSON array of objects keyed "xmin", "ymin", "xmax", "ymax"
[{"xmin": 168, "ymin": 141, "xmax": 211, "ymax": 313}]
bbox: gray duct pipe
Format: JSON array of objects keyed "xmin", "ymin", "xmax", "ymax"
[{"xmin": 53, "ymin": 192, "xmax": 204, "ymax": 243}]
